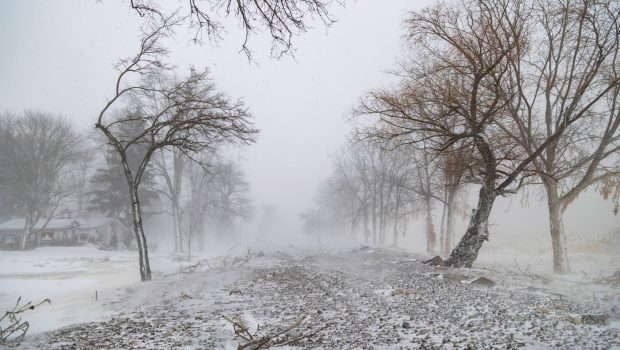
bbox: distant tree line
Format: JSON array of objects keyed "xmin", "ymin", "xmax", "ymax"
[
  {"xmin": 0, "ymin": 109, "xmax": 254, "ymax": 259},
  {"xmin": 302, "ymin": 138, "xmax": 470, "ymax": 255}
]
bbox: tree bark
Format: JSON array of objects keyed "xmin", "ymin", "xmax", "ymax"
[
  {"xmin": 446, "ymin": 184, "xmax": 496, "ymax": 268},
  {"xmin": 130, "ymin": 186, "xmax": 152, "ymax": 281},
  {"xmin": 119, "ymin": 152, "xmax": 152, "ymax": 281},
  {"xmin": 545, "ymin": 182, "xmax": 570, "ymax": 273}
]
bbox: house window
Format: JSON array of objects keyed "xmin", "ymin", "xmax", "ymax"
[
  {"xmin": 40, "ymin": 232, "xmax": 54, "ymax": 242},
  {"xmin": 78, "ymin": 233, "xmax": 90, "ymax": 243},
  {"xmin": 4, "ymin": 233, "xmax": 16, "ymax": 244}
]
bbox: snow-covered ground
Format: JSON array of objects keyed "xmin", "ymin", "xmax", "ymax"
[
  {"xmin": 3, "ymin": 245, "xmax": 617, "ymax": 349},
  {"xmin": 0, "ymin": 246, "xmax": 188, "ymax": 334}
]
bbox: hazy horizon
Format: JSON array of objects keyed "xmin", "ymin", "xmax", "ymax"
[{"xmin": 1, "ymin": 0, "xmax": 617, "ymax": 244}]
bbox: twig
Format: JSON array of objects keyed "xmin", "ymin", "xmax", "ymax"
[
  {"xmin": 505, "ymin": 259, "xmax": 552, "ymax": 283},
  {"xmin": 0, "ymin": 297, "xmax": 51, "ymax": 344},
  {"xmin": 223, "ymin": 313, "xmax": 327, "ymax": 350}
]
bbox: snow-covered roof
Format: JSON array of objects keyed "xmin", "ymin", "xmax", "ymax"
[{"xmin": 0, "ymin": 217, "xmax": 126, "ymax": 231}]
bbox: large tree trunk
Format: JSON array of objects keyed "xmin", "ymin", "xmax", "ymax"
[
  {"xmin": 545, "ymin": 182, "xmax": 570, "ymax": 273},
  {"xmin": 446, "ymin": 185, "xmax": 496, "ymax": 267}
]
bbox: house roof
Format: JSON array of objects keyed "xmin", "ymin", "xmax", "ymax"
[{"xmin": 0, "ymin": 217, "xmax": 128, "ymax": 231}]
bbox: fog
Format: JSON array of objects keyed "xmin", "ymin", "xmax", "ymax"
[
  {"xmin": 1, "ymin": 0, "xmax": 414, "ymax": 237},
  {"xmin": 0, "ymin": 0, "xmax": 619, "ymax": 348},
  {"xmin": 2, "ymin": 1, "xmax": 616, "ymax": 243}
]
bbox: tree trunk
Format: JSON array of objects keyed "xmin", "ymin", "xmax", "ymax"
[
  {"xmin": 363, "ymin": 205, "xmax": 370, "ymax": 244},
  {"xmin": 444, "ymin": 186, "xmax": 457, "ymax": 256},
  {"xmin": 172, "ymin": 204, "xmax": 180, "ymax": 252},
  {"xmin": 372, "ymin": 197, "xmax": 377, "ymax": 246},
  {"xmin": 393, "ymin": 187, "xmax": 402, "ymax": 248},
  {"xmin": 425, "ymin": 195, "xmax": 436, "ymax": 253},
  {"xmin": 446, "ymin": 185, "xmax": 496, "ymax": 267},
  {"xmin": 172, "ymin": 201, "xmax": 183, "ymax": 253},
  {"xmin": 545, "ymin": 183, "xmax": 570, "ymax": 273},
  {"xmin": 439, "ymin": 190, "xmax": 448, "ymax": 256},
  {"xmin": 378, "ymin": 183, "xmax": 385, "ymax": 247},
  {"xmin": 19, "ymin": 230, "xmax": 32, "ymax": 250},
  {"xmin": 130, "ymin": 187, "xmax": 152, "ymax": 281}
]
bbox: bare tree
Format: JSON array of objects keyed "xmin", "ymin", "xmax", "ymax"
[
  {"xmin": 355, "ymin": 0, "xmax": 620, "ymax": 269},
  {"xmin": 66, "ymin": 142, "xmax": 97, "ymax": 217},
  {"xmin": 152, "ymin": 147, "xmax": 186, "ymax": 253},
  {"xmin": 304, "ymin": 140, "xmax": 424, "ymax": 249},
  {"xmin": 0, "ymin": 111, "xmax": 79, "ymax": 249},
  {"xmin": 185, "ymin": 153, "xmax": 219, "ymax": 251},
  {"xmin": 438, "ymin": 147, "xmax": 472, "ymax": 256},
  {"xmin": 355, "ymin": 0, "xmax": 574, "ymax": 268},
  {"xmin": 202, "ymin": 159, "xmax": 254, "ymax": 238},
  {"xmin": 500, "ymin": 0, "xmax": 620, "ymax": 272},
  {"xmin": 95, "ymin": 18, "xmax": 257, "ymax": 281},
  {"xmin": 410, "ymin": 144, "xmax": 441, "ymax": 253},
  {"xmin": 127, "ymin": 0, "xmax": 339, "ymax": 58}
]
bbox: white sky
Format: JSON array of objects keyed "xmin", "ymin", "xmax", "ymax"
[{"xmin": 0, "ymin": 0, "xmax": 617, "ymax": 242}]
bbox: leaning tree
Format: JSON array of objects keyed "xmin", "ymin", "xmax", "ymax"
[
  {"xmin": 95, "ymin": 17, "xmax": 257, "ymax": 281},
  {"xmin": 354, "ymin": 0, "xmax": 611, "ymax": 268}
]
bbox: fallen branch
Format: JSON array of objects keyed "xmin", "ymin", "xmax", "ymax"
[
  {"xmin": 218, "ymin": 248, "xmax": 254, "ymax": 272},
  {"xmin": 591, "ymin": 270, "xmax": 620, "ymax": 286},
  {"xmin": 223, "ymin": 313, "xmax": 327, "ymax": 350},
  {"xmin": 168, "ymin": 247, "xmax": 255, "ymax": 276},
  {"xmin": 505, "ymin": 259, "xmax": 552, "ymax": 284},
  {"xmin": 0, "ymin": 297, "xmax": 51, "ymax": 345}
]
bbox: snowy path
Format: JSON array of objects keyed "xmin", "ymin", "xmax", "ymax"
[{"xmin": 17, "ymin": 248, "xmax": 620, "ymax": 349}]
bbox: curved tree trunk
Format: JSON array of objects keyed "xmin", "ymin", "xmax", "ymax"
[{"xmin": 446, "ymin": 185, "xmax": 496, "ymax": 267}]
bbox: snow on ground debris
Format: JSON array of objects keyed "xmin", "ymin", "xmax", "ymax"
[{"xmin": 17, "ymin": 248, "xmax": 620, "ymax": 349}]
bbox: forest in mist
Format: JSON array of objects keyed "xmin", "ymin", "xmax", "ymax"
[{"xmin": 0, "ymin": 0, "xmax": 619, "ymax": 348}]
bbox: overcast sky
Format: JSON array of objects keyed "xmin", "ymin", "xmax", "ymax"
[{"xmin": 0, "ymin": 0, "xmax": 617, "ymax": 243}]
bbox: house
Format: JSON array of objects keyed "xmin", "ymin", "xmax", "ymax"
[{"xmin": 0, "ymin": 217, "xmax": 131, "ymax": 250}]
